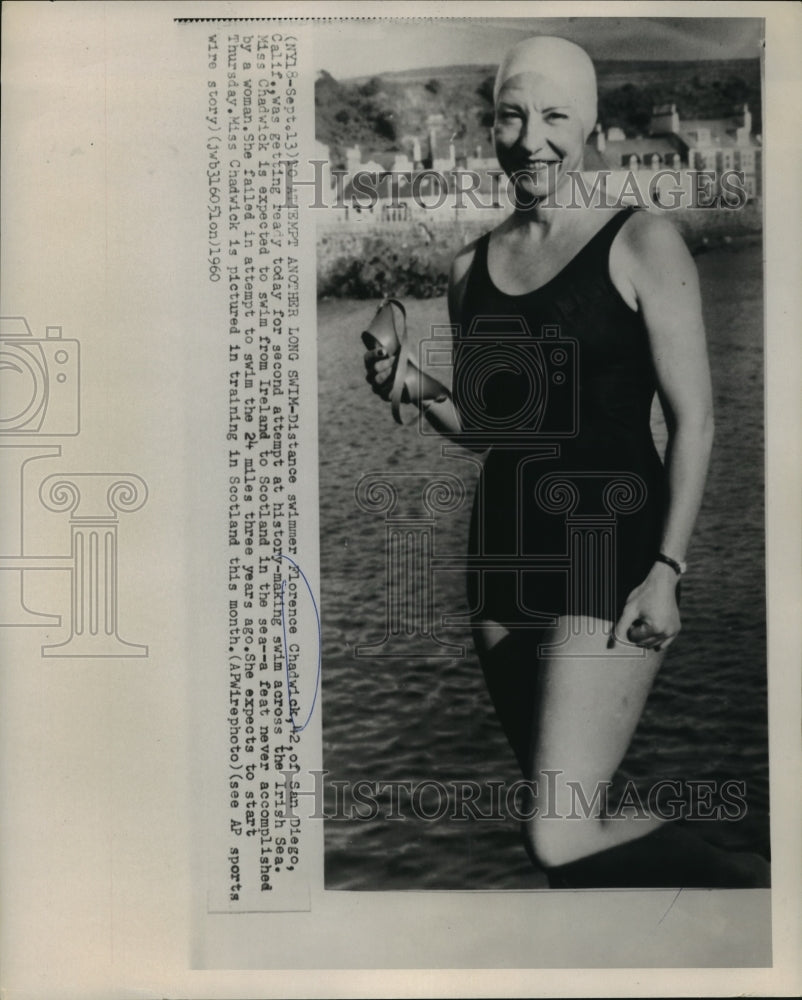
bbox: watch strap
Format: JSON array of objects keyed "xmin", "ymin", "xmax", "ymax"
[{"xmin": 655, "ymin": 552, "xmax": 687, "ymax": 577}]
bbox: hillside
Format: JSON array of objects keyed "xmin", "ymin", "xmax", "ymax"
[{"xmin": 315, "ymin": 58, "xmax": 762, "ymax": 168}]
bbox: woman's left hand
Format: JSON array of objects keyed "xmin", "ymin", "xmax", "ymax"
[{"xmin": 612, "ymin": 563, "xmax": 681, "ymax": 652}]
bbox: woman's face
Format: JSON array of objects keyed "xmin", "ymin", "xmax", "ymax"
[{"xmin": 494, "ymin": 71, "xmax": 586, "ymax": 203}]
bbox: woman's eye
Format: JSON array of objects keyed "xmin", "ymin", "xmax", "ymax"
[{"xmin": 546, "ymin": 112, "xmax": 568, "ymax": 122}]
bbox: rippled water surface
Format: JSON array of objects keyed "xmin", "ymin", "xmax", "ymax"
[{"xmin": 316, "ymin": 242, "xmax": 768, "ymax": 890}]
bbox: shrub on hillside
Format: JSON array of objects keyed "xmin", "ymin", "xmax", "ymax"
[{"xmin": 318, "ymin": 234, "xmax": 456, "ymax": 299}]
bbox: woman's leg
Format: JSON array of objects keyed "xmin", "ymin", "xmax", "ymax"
[
  {"xmin": 472, "ymin": 621, "xmax": 541, "ymax": 774},
  {"xmin": 524, "ymin": 614, "xmax": 666, "ymax": 867},
  {"xmin": 474, "ymin": 615, "xmax": 665, "ymax": 865},
  {"xmin": 474, "ymin": 615, "xmax": 770, "ymax": 887}
]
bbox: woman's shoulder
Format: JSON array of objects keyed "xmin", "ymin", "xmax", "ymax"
[
  {"xmin": 610, "ymin": 210, "xmax": 696, "ymax": 309},
  {"xmin": 611, "ymin": 209, "xmax": 699, "ymax": 311},
  {"xmin": 448, "ymin": 219, "xmax": 509, "ymax": 289},
  {"xmin": 616, "ymin": 208, "xmax": 689, "ymax": 262},
  {"xmin": 449, "ymin": 233, "xmax": 484, "ymax": 285},
  {"xmin": 448, "ymin": 229, "xmax": 493, "ymax": 320}
]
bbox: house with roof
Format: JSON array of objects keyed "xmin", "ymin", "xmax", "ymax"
[{"xmin": 590, "ymin": 103, "xmax": 762, "ymax": 200}]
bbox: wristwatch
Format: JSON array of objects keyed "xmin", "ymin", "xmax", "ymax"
[{"xmin": 655, "ymin": 552, "xmax": 687, "ymax": 577}]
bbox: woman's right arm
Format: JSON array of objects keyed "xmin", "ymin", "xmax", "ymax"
[{"xmin": 364, "ymin": 240, "xmax": 480, "ymax": 443}]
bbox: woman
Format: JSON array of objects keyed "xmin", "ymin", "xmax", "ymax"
[{"xmin": 365, "ymin": 36, "xmax": 768, "ymax": 887}]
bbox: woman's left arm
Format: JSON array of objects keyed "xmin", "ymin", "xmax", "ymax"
[{"xmin": 614, "ymin": 215, "xmax": 715, "ymax": 650}]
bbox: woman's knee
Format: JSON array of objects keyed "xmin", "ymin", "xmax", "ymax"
[{"xmin": 523, "ymin": 814, "xmax": 586, "ymax": 870}]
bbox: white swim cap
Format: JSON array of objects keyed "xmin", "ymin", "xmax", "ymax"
[{"xmin": 494, "ymin": 36, "xmax": 598, "ymax": 139}]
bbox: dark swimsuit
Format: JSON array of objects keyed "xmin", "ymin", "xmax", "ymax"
[{"xmin": 453, "ymin": 207, "xmax": 667, "ymax": 625}]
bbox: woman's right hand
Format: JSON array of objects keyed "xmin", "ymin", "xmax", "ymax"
[{"xmin": 364, "ymin": 346, "xmax": 396, "ymax": 401}]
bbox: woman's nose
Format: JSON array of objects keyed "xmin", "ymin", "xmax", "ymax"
[{"xmin": 518, "ymin": 115, "xmax": 546, "ymax": 155}]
